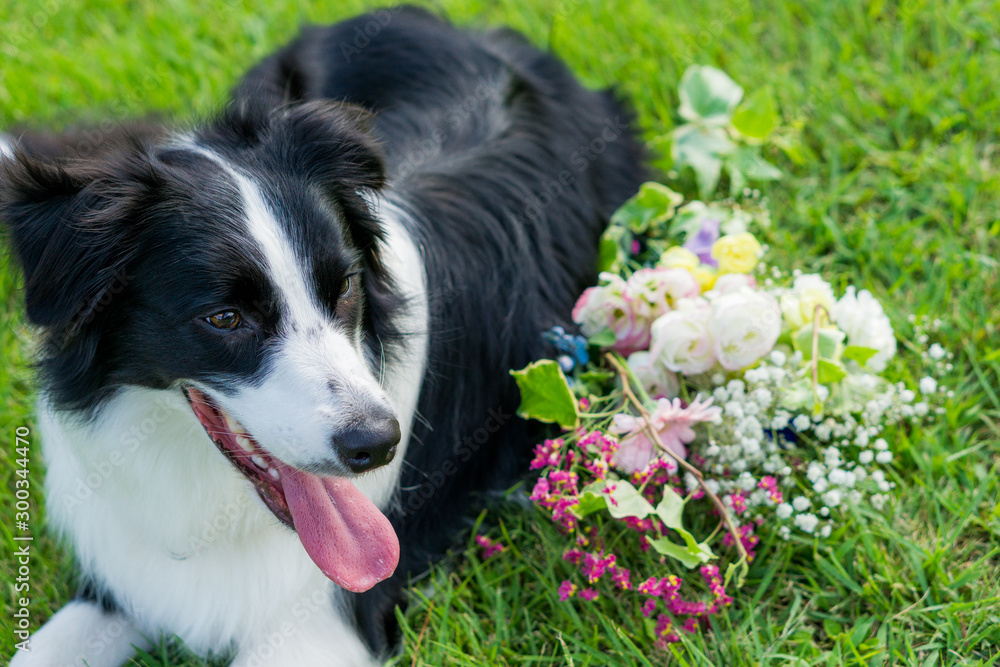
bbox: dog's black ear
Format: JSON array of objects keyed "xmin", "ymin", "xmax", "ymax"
[
  {"xmin": 0, "ymin": 152, "xmax": 137, "ymax": 329},
  {"xmin": 279, "ymin": 100, "xmax": 385, "ymax": 194},
  {"xmin": 278, "ymin": 101, "xmax": 390, "ymax": 269}
]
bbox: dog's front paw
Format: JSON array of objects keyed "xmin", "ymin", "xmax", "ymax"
[{"xmin": 8, "ymin": 601, "xmax": 150, "ymax": 667}]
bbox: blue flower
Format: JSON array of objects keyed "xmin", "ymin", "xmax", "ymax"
[{"xmin": 543, "ymin": 326, "xmax": 590, "ymax": 370}]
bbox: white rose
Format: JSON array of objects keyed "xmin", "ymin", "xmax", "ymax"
[
  {"xmin": 779, "ymin": 274, "xmax": 836, "ymax": 330},
  {"xmin": 705, "ymin": 272, "xmax": 756, "ymax": 298},
  {"xmin": 710, "ymin": 288, "xmax": 782, "ymax": 371},
  {"xmin": 649, "ymin": 298, "xmax": 716, "ymax": 375},
  {"xmin": 832, "ymin": 286, "xmax": 896, "ymax": 372}
]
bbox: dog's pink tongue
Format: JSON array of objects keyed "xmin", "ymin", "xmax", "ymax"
[{"xmin": 280, "ymin": 465, "xmax": 399, "ymax": 592}]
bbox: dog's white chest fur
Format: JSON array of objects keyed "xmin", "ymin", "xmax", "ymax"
[{"xmin": 23, "ymin": 209, "xmax": 427, "ymax": 666}]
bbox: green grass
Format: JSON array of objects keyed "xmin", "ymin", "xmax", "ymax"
[{"xmin": 2, "ymin": 0, "xmax": 999, "ymax": 664}]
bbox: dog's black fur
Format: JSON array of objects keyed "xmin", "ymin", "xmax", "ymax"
[
  {"xmin": 236, "ymin": 8, "xmax": 646, "ymax": 653},
  {"xmin": 2, "ymin": 6, "xmax": 644, "ymax": 660}
]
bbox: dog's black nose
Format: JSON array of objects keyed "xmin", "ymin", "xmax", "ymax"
[{"xmin": 335, "ymin": 417, "xmax": 401, "ymax": 474}]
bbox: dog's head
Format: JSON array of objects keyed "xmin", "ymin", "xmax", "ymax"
[{"xmin": 0, "ymin": 101, "xmax": 405, "ymax": 590}]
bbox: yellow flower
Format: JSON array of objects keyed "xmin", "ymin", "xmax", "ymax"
[
  {"xmin": 691, "ymin": 265, "xmax": 717, "ymax": 291},
  {"xmin": 657, "ymin": 246, "xmax": 700, "ymax": 271},
  {"xmin": 711, "ymin": 232, "xmax": 762, "ymax": 274}
]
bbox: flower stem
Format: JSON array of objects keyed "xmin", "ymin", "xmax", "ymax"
[{"xmin": 606, "ymin": 353, "xmax": 749, "ymax": 583}]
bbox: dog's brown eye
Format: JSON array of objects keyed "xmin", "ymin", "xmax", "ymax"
[
  {"xmin": 206, "ymin": 311, "xmax": 242, "ymax": 330},
  {"xmin": 340, "ymin": 275, "xmax": 354, "ymax": 298}
]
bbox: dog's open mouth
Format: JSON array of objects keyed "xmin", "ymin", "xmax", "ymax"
[{"xmin": 184, "ymin": 387, "xmax": 399, "ymax": 592}]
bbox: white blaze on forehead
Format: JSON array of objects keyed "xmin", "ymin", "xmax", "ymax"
[
  {"xmin": 173, "ymin": 142, "xmax": 390, "ymax": 471},
  {"xmin": 180, "ymin": 144, "xmax": 319, "ymax": 325}
]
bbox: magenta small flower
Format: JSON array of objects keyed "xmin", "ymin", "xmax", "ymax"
[
  {"xmin": 611, "ymin": 566, "xmax": 632, "ymax": 591},
  {"xmin": 578, "ymin": 588, "xmax": 600, "ymax": 601},
  {"xmin": 558, "ymin": 580, "xmax": 577, "ymax": 601},
  {"xmin": 475, "ymin": 535, "xmax": 505, "ymax": 559},
  {"xmin": 758, "ymin": 476, "xmax": 782, "ymax": 504},
  {"xmin": 641, "ymin": 598, "xmax": 658, "ymax": 617},
  {"xmin": 529, "ymin": 438, "xmax": 565, "ymax": 470}
]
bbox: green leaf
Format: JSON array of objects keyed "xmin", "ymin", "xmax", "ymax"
[
  {"xmin": 573, "ymin": 481, "xmax": 609, "ymax": 518},
  {"xmin": 843, "ymin": 345, "xmax": 878, "ymax": 365},
  {"xmin": 587, "ymin": 328, "xmax": 617, "ymax": 348},
  {"xmin": 604, "ymin": 481, "xmax": 656, "ymax": 520},
  {"xmin": 510, "ymin": 360, "xmax": 579, "ymax": 429},
  {"xmin": 672, "ymin": 124, "xmax": 736, "ymax": 197},
  {"xmin": 609, "ymin": 182, "xmax": 684, "ymax": 235},
  {"xmin": 654, "ymin": 486, "xmax": 686, "ymax": 527},
  {"xmin": 728, "ymin": 146, "xmax": 783, "ymax": 182},
  {"xmin": 648, "ymin": 536, "xmax": 714, "ymax": 569},
  {"xmin": 649, "ymin": 487, "xmax": 715, "ymax": 569},
  {"xmin": 597, "ymin": 225, "xmax": 630, "ymax": 273},
  {"xmin": 793, "ymin": 325, "xmax": 846, "ymax": 361},
  {"xmin": 816, "ymin": 358, "xmax": 848, "ymax": 384},
  {"xmin": 731, "ymin": 87, "xmax": 778, "ymax": 139},
  {"xmin": 677, "ymin": 65, "xmax": 744, "ymax": 126}
]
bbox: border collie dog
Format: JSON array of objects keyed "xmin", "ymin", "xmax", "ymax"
[{"xmin": 2, "ymin": 7, "xmax": 643, "ymax": 666}]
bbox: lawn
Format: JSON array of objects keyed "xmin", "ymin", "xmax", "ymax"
[{"xmin": 1, "ymin": 0, "xmax": 999, "ymax": 665}]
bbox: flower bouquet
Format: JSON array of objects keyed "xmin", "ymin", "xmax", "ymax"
[{"xmin": 510, "ymin": 182, "xmax": 947, "ymax": 648}]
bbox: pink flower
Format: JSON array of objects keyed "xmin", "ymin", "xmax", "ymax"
[
  {"xmin": 475, "ymin": 535, "xmax": 505, "ymax": 559},
  {"xmin": 611, "ymin": 566, "xmax": 632, "ymax": 591},
  {"xmin": 579, "ymin": 588, "xmax": 600, "ymax": 601},
  {"xmin": 610, "ymin": 396, "xmax": 723, "ymax": 473},
  {"xmin": 641, "ymin": 598, "xmax": 658, "ymax": 617},
  {"xmin": 758, "ymin": 476, "xmax": 782, "ymax": 504},
  {"xmin": 558, "ymin": 580, "xmax": 577, "ymax": 601},
  {"xmin": 627, "ymin": 267, "xmax": 700, "ymax": 319},
  {"xmin": 572, "ymin": 273, "xmax": 651, "ymax": 355},
  {"xmin": 529, "ymin": 438, "xmax": 565, "ymax": 470}
]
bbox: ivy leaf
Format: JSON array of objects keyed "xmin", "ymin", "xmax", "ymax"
[
  {"xmin": 724, "ymin": 147, "xmax": 783, "ymax": 195},
  {"xmin": 655, "ymin": 485, "xmax": 686, "ymax": 527},
  {"xmin": 731, "ymin": 88, "xmax": 778, "ymax": 139},
  {"xmin": 672, "ymin": 124, "xmax": 736, "ymax": 197},
  {"xmin": 604, "ymin": 480, "xmax": 656, "ymax": 520},
  {"xmin": 843, "ymin": 345, "xmax": 878, "ymax": 365},
  {"xmin": 597, "ymin": 225, "xmax": 631, "ymax": 273},
  {"xmin": 573, "ymin": 481, "xmax": 609, "ymax": 518},
  {"xmin": 649, "ymin": 487, "xmax": 715, "ymax": 569},
  {"xmin": 510, "ymin": 360, "xmax": 579, "ymax": 429},
  {"xmin": 677, "ymin": 65, "xmax": 744, "ymax": 126},
  {"xmin": 648, "ymin": 536, "xmax": 715, "ymax": 569},
  {"xmin": 609, "ymin": 182, "xmax": 684, "ymax": 235}
]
